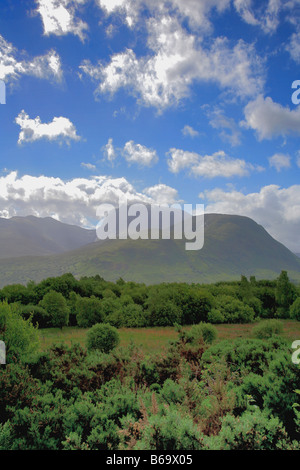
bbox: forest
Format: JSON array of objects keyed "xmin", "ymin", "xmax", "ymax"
[{"xmin": 0, "ymin": 270, "xmax": 300, "ymax": 450}]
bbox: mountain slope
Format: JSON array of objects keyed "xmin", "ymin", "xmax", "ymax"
[
  {"xmin": 0, "ymin": 213, "xmax": 299, "ymax": 287},
  {"xmin": 0, "ymin": 216, "xmax": 96, "ymax": 259}
]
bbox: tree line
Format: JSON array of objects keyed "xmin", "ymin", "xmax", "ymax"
[{"xmin": 0, "ymin": 270, "xmax": 299, "ymax": 329}]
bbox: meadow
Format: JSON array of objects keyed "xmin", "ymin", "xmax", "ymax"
[{"xmin": 38, "ymin": 320, "xmax": 300, "ymax": 354}]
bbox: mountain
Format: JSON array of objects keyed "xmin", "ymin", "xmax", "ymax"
[
  {"xmin": 0, "ymin": 213, "xmax": 299, "ymax": 287},
  {"xmin": 0, "ymin": 216, "xmax": 96, "ymax": 259}
]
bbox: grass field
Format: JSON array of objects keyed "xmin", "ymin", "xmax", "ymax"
[{"xmin": 38, "ymin": 320, "xmax": 300, "ymax": 355}]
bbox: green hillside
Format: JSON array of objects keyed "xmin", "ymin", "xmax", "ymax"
[
  {"xmin": 0, "ymin": 213, "xmax": 299, "ymax": 287},
  {"xmin": 0, "ymin": 215, "xmax": 96, "ymax": 258}
]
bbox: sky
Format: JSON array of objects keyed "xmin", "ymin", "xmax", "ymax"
[{"xmin": 1, "ymin": 0, "xmax": 300, "ymax": 252}]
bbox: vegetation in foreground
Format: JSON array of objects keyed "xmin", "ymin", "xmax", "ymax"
[{"xmin": 0, "ymin": 271, "xmax": 299, "ymax": 450}]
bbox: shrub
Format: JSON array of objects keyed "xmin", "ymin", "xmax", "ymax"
[
  {"xmin": 134, "ymin": 406, "xmax": 205, "ymax": 450},
  {"xmin": 290, "ymin": 297, "xmax": 300, "ymax": 321},
  {"xmin": 86, "ymin": 323, "xmax": 120, "ymax": 354},
  {"xmin": 252, "ymin": 319, "xmax": 283, "ymax": 339},
  {"xmin": 185, "ymin": 322, "xmax": 217, "ymax": 345},
  {"xmin": 208, "ymin": 409, "xmax": 293, "ymax": 450}
]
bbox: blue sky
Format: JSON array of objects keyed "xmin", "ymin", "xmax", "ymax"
[{"xmin": 1, "ymin": 0, "xmax": 300, "ymax": 251}]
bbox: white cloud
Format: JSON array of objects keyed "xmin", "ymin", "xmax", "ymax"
[
  {"xmin": 144, "ymin": 183, "xmax": 181, "ymax": 205},
  {"xmin": 233, "ymin": 0, "xmax": 281, "ymax": 33},
  {"xmin": 0, "ymin": 34, "xmax": 62, "ymax": 84},
  {"xmin": 201, "ymin": 184, "xmax": 300, "ymax": 252},
  {"xmin": 182, "ymin": 125, "xmax": 199, "ymax": 138},
  {"xmin": 80, "ymin": 16, "xmax": 264, "ymax": 111},
  {"xmin": 81, "ymin": 162, "xmax": 96, "ymax": 171},
  {"xmin": 269, "ymin": 153, "xmax": 291, "ymax": 171},
  {"xmin": 35, "ymin": 0, "xmax": 89, "ymax": 41},
  {"xmin": 15, "ymin": 110, "xmax": 81, "ymax": 145},
  {"xmin": 96, "ymin": 0, "xmax": 231, "ymax": 32},
  {"xmin": 167, "ymin": 148, "xmax": 262, "ymax": 178},
  {"xmin": 123, "ymin": 141, "xmax": 158, "ymax": 167},
  {"xmin": 242, "ymin": 95, "xmax": 300, "ymax": 140},
  {"xmin": 0, "ymin": 171, "xmax": 181, "ymax": 228},
  {"xmin": 208, "ymin": 109, "xmax": 242, "ymax": 146},
  {"xmin": 286, "ymin": 30, "xmax": 300, "ymax": 63},
  {"xmin": 102, "ymin": 138, "xmax": 116, "ymax": 163}
]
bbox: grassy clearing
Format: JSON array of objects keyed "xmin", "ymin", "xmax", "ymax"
[{"xmin": 38, "ymin": 320, "xmax": 300, "ymax": 355}]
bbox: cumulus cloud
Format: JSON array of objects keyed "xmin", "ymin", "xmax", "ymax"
[
  {"xmin": 242, "ymin": 95, "xmax": 300, "ymax": 140},
  {"xmin": 95, "ymin": 0, "xmax": 230, "ymax": 31},
  {"xmin": 167, "ymin": 148, "xmax": 262, "ymax": 178},
  {"xmin": 201, "ymin": 184, "xmax": 300, "ymax": 252},
  {"xmin": 0, "ymin": 34, "xmax": 62, "ymax": 84},
  {"xmin": 15, "ymin": 110, "xmax": 81, "ymax": 145},
  {"xmin": 35, "ymin": 0, "xmax": 89, "ymax": 41},
  {"xmin": 144, "ymin": 183, "xmax": 181, "ymax": 205},
  {"xmin": 123, "ymin": 141, "xmax": 159, "ymax": 167},
  {"xmin": 80, "ymin": 15, "xmax": 264, "ymax": 111},
  {"xmin": 269, "ymin": 153, "xmax": 291, "ymax": 172},
  {"xmin": 0, "ymin": 171, "xmax": 181, "ymax": 227}
]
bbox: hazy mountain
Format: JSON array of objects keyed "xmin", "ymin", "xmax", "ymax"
[
  {"xmin": 0, "ymin": 216, "xmax": 96, "ymax": 259},
  {"xmin": 0, "ymin": 213, "xmax": 299, "ymax": 287}
]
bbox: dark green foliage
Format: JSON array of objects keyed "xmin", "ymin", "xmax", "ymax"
[
  {"xmin": 1, "ymin": 274, "xmax": 300, "ymax": 450},
  {"xmin": 86, "ymin": 323, "xmax": 120, "ymax": 354},
  {"xmin": 208, "ymin": 409, "xmax": 295, "ymax": 450},
  {"xmin": 75, "ymin": 296, "xmax": 104, "ymax": 328},
  {"xmin": 17, "ymin": 304, "xmax": 49, "ymax": 328},
  {"xmin": 290, "ymin": 297, "xmax": 300, "ymax": 321},
  {"xmin": 39, "ymin": 290, "xmax": 69, "ymax": 329},
  {"xmin": 134, "ymin": 406, "xmax": 204, "ymax": 450},
  {"xmin": 275, "ymin": 270, "xmax": 297, "ymax": 318},
  {"xmin": 211, "ymin": 295, "xmax": 256, "ymax": 323},
  {"xmin": 0, "ymin": 302, "xmax": 39, "ymax": 363}
]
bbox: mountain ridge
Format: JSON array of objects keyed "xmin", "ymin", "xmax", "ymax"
[{"xmin": 0, "ymin": 213, "xmax": 299, "ymax": 287}]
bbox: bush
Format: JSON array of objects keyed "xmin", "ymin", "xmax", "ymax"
[
  {"xmin": 252, "ymin": 319, "xmax": 283, "ymax": 339},
  {"xmin": 290, "ymin": 297, "xmax": 300, "ymax": 321},
  {"xmin": 134, "ymin": 406, "xmax": 204, "ymax": 450},
  {"xmin": 86, "ymin": 323, "xmax": 120, "ymax": 354},
  {"xmin": 185, "ymin": 322, "xmax": 217, "ymax": 345},
  {"xmin": 208, "ymin": 409, "xmax": 293, "ymax": 450}
]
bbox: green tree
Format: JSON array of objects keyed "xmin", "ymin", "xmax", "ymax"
[
  {"xmin": 75, "ymin": 296, "xmax": 104, "ymax": 328},
  {"xmin": 0, "ymin": 301, "xmax": 39, "ymax": 362},
  {"xmin": 86, "ymin": 323, "xmax": 120, "ymax": 353},
  {"xmin": 275, "ymin": 271, "xmax": 296, "ymax": 318},
  {"xmin": 39, "ymin": 290, "xmax": 69, "ymax": 329}
]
